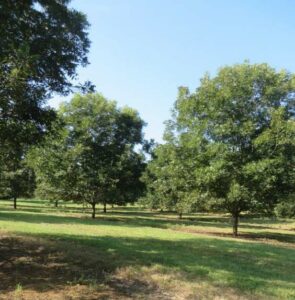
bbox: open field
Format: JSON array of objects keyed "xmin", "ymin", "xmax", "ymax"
[{"xmin": 0, "ymin": 199, "xmax": 294, "ymax": 300}]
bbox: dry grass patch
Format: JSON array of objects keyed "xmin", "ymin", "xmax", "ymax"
[{"xmin": 114, "ymin": 265, "xmax": 262, "ymax": 300}]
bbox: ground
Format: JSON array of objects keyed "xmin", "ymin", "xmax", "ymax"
[{"xmin": 0, "ymin": 199, "xmax": 294, "ymax": 299}]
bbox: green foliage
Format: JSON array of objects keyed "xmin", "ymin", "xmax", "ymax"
[
  {"xmin": 141, "ymin": 142, "xmax": 197, "ymax": 217},
  {"xmin": 181, "ymin": 63, "xmax": 295, "ymax": 234},
  {"xmin": 144, "ymin": 62, "xmax": 295, "ymax": 234},
  {"xmin": 27, "ymin": 121, "xmax": 73, "ymax": 202},
  {"xmin": 29, "ymin": 93, "xmax": 146, "ymax": 217},
  {"xmin": 0, "ymin": 0, "xmax": 90, "ymax": 95},
  {"xmin": 275, "ymin": 195, "xmax": 295, "ymax": 218},
  {"xmin": 0, "ymin": 156, "xmax": 36, "ymax": 208},
  {"xmin": 0, "ymin": 0, "xmax": 91, "ymax": 204},
  {"xmin": 0, "ymin": 0, "xmax": 91, "ymax": 148}
]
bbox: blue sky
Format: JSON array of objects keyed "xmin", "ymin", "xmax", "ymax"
[{"xmin": 49, "ymin": 0, "xmax": 295, "ymax": 142}]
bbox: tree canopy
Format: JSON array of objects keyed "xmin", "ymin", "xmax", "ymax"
[
  {"xmin": 0, "ymin": 0, "xmax": 91, "ymax": 149},
  {"xmin": 143, "ymin": 62, "xmax": 295, "ymax": 235},
  {"xmin": 29, "ymin": 93, "xmax": 146, "ymax": 218}
]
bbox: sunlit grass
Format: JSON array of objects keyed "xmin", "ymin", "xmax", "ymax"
[{"xmin": 0, "ymin": 198, "xmax": 294, "ymax": 299}]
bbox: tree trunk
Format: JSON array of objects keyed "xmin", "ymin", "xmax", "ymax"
[
  {"xmin": 111, "ymin": 204, "xmax": 114, "ymax": 209},
  {"xmin": 179, "ymin": 212, "xmax": 183, "ymax": 219},
  {"xmin": 55, "ymin": 200, "xmax": 58, "ymax": 208},
  {"xmin": 13, "ymin": 197, "xmax": 17, "ymax": 209},
  {"xmin": 103, "ymin": 201, "xmax": 106, "ymax": 213},
  {"xmin": 232, "ymin": 213, "xmax": 239, "ymax": 237},
  {"xmin": 92, "ymin": 202, "xmax": 96, "ymax": 219}
]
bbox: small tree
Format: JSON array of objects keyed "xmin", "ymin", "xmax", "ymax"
[
  {"xmin": 112, "ymin": 149, "xmax": 146, "ymax": 209},
  {"xmin": 27, "ymin": 122, "xmax": 74, "ymax": 208},
  {"xmin": 0, "ymin": 154, "xmax": 35, "ymax": 209},
  {"xmin": 142, "ymin": 142, "xmax": 196, "ymax": 218}
]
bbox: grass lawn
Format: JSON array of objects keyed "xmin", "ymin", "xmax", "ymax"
[{"xmin": 0, "ymin": 199, "xmax": 294, "ymax": 299}]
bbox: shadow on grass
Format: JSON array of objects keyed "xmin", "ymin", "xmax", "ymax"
[
  {"xmin": 0, "ymin": 235, "xmax": 115, "ymax": 296},
  {"xmin": 249, "ymin": 231, "xmax": 295, "ymax": 243},
  {"xmin": 0, "ymin": 204, "xmax": 86, "ymax": 215},
  {"xmin": 175, "ymin": 228, "xmax": 295, "ymax": 244},
  {"xmin": 0, "ymin": 208, "xmax": 260, "ymax": 232},
  {"xmin": 0, "ymin": 230, "xmax": 294, "ymax": 298},
  {"xmin": 1, "ymin": 209, "xmax": 294, "ymax": 245}
]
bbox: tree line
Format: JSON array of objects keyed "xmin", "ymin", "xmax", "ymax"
[{"xmin": 0, "ymin": 1, "xmax": 294, "ymax": 236}]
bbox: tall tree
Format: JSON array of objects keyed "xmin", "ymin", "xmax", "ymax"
[
  {"xmin": 61, "ymin": 94, "xmax": 145, "ymax": 218},
  {"xmin": 172, "ymin": 63, "xmax": 295, "ymax": 236},
  {"xmin": 30, "ymin": 94, "xmax": 146, "ymax": 218},
  {"xmin": 0, "ymin": 0, "xmax": 91, "ymax": 203}
]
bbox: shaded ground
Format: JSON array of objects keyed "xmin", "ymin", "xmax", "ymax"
[
  {"xmin": 0, "ymin": 233, "xmax": 166, "ymax": 300},
  {"xmin": 173, "ymin": 227, "xmax": 295, "ymax": 248}
]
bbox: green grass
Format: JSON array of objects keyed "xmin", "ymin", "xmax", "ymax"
[{"xmin": 0, "ymin": 198, "xmax": 295, "ymax": 299}]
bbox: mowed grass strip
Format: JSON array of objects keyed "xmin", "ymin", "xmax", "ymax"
[{"xmin": 0, "ymin": 199, "xmax": 294, "ymax": 299}]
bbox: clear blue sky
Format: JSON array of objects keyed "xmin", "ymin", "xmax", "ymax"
[{"xmin": 49, "ymin": 0, "xmax": 295, "ymax": 142}]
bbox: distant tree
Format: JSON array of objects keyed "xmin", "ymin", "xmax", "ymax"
[
  {"xmin": 109, "ymin": 149, "xmax": 146, "ymax": 210},
  {"xmin": 0, "ymin": 155, "xmax": 35, "ymax": 209},
  {"xmin": 141, "ymin": 141, "xmax": 196, "ymax": 218},
  {"xmin": 172, "ymin": 63, "xmax": 295, "ymax": 235},
  {"xmin": 27, "ymin": 121, "xmax": 74, "ymax": 208}
]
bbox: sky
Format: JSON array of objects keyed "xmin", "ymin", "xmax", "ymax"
[{"xmin": 49, "ymin": 0, "xmax": 295, "ymax": 142}]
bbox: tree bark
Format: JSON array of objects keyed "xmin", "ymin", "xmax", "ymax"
[
  {"xmin": 232, "ymin": 213, "xmax": 239, "ymax": 237},
  {"xmin": 178, "ymin": 212, "xmax": 183, "ymax": 219},
  {"xmin": 13, "ymin": 197, "xmax": 17, "ymax": 209},
  {"xmin": 55, "ymin": 200, "xmax": 58, "ymax": 208},
  {"xmin": 103, "ymin": 201, "xmax": 106, "ymax": 213},
  {"xmin": 92, "ymin": 202, "xmax": 96, "ymax": 219}
]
